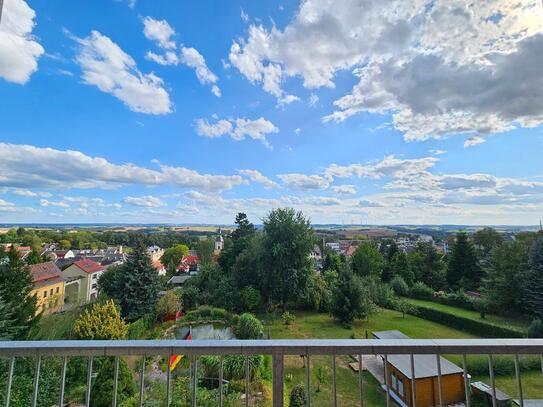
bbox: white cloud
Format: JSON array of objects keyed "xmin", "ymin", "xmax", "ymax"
[
  {"xmin": 123, "ymin": 195, "xmax": 166, "ymax": 208},
  {"xmin": 231, "ymin": 0, "xmax": 543, "ymax": 144},
  {"xmin": 308, "ymin": 93, "xmax": 319, "ymax": 107},
  {"xmin": 332, "ymin": 185, "xmax": 357, "ymax": 195},
  {"xmin": 0, "ymin": 143, "xmax": 243, "ymax": 192},
  {"xmin": 277, "ymin": 173, "xmax": 331, "ymax": 191},
  {"xmin": 430, "ymin": 149, "xmax": 447, "ymax": 155},
  {"xmin": 238, "ymin": 169, "xmax": 280, "ymax": 189},
  {"xmin": 240, "ymin": 8, "xmax": 249, "ymax": 23},
  {"xmin": 75, "ymin": 31, "xmax": 172, "ymax": 114},
  {"xmin": 358, "ymin": 199, "xmax": 384, "ymax": 208},
  {"xmin": 180, "ymin": 46, "xmax": 221, "ymax": 96},
  {"xmin": 0, "ymin": 0, "xmax": 44, "ymax": 84},
  {"xmin": 143, "ymin": 16, "xmax": 176, "ymax": 49},
  {"xmin": 40, "ymin": 199, "xmax": 69, "ymax": 208},
  {"xmin": 8, "ymin": 188, "xmax": 52, "ymax": 198},
  {"xmin": 195, "ymin": 116, "xmax": 278, "ymax": 148},
  {"xmin": 145, "ymin": 50, "xmax": 179, "ymax": 66}
]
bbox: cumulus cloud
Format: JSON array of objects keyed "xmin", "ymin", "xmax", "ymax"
[
  {"xmin": 123, "ymin": 195, "xmax": 166, "ymax": 207},
  {"xmin": 0, "ymin": 143, "xmax": 243, "ymax": 192},
  {"xmin": 74, "ymin": 31, "xmax": 172, "ymax": 114},
  {"xmin": 238, "ymin": 169, "xmax": 280, "ymax": 189},
  {"xmin": 145, "ymin": 50, "xmax": 179, "ymax": 66},
  {"xmin": 180, "ymin": 46, "xmax": 221, "ymax": 96},
  {"xmin": 332, "ymin": 185, "xmax": 357, "ymax": 195},
  {"xmin": 195, "ymin": 116, "xmax": 278, "ymax": 148},
  {"xmin": 231, "ymin": 0, "xmax": 543, "ymax": 144},
  {"xmin": 0, "ymin": 0, "xmax": 44, "ymax": 84},
  {"xmin": 40, "ymin": 199, "xmax": 69, "ymax": 208},
  {"xmin": 143, "ymin": 16, "xmax": 176, "ymax": 49},
  {"xmin": 277, "ymin": 173, "xmax": 331, "ymax": 191}
]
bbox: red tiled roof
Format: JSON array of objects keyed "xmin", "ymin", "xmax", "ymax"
[
  {"xmin": 16, "ymin": 246, "xmax": 31, "ymax": 252},
  {"xmin": 73, "ymin": 259, "xmax": 105, "ymax": 274},
  {"xmin": 181, "ymin": 255, "xmax": 199, "ymax": 265},
  {"xmin": 29, "ymin": 262, "xmax": 62, "ymax": 283}
]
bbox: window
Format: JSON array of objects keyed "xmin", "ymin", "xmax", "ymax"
[
  {"xmin": 43, "ymin": 291, "xmax": 47, "ymax": 298},
  {"xmin": 56, "ymin": 287, "xmax": 59, "ymax": 294},
  {"xmin": 391, "ymin": 370, "xmax": 397, "ymax": 390},
  {"xmin": 398, "ymin": 378, "xmax": 404, "ymax": 397},
  {"xmin": 92, "ymin": 274, "xmax": 97, "ymax": 280},
  {"xmin": 50, "ymin": 288, "xmax": 54, "ymax": 295}
]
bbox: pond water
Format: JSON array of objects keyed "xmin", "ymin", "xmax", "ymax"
[{"xmin": 176, "ymin": 323, "xmax": 235, "ymax": 340}]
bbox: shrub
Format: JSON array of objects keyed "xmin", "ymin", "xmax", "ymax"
[
  {"xmin": 127, "ymin": 315, "xmax": 153, "ymax": 339},
  {"xmin": 282, "ymin": 311, "xmax": 295, "ymax": 326},
  {"xmin": 155, "ymin": 290, "xmax": 180, "ymax": 320},
  {"xmin": 528, "ymin": 319, "xmax": 543, "ymax": 338},
  {"xmin": 91, "ymin": 358, "xmax": 136, "ymax": 407},
  {"xmin": 390, "ymin": 276, "xmax": 409, "ymax": 296},
  {"xmin": 289, "ymin": 384, "xmax": 307, "ymax": 407},
  {"xmin": 235, "ymin": 313, "xmax": 263, "ymax": 339},
  {"xmin": 410, "ymin": 282, "xmax": 434, "ymax": 299},
  {"xmin": 183, "ymin": 306, "xmax": 231, "ymax": 323},
  {"xmin": 74, "ymin": 300, "xmax": 128, "ymax": 340},
  {"xmin": 239, "ymin": 286, "xmax": 261, "ymax": 312}
]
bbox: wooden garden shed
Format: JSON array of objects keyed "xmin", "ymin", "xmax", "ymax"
[{"xmin": 374, "ymin": 330, "xmax": 466, "ymax": 407}]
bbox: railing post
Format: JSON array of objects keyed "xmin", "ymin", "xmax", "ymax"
[
  {"xmin": 306, "ymin": 351, "xmax": 311, "ymax": 407},
  {"xmin": 488, "ymin": 355, "xmax": 497, "ymax": 407},
  {"xmin": 245, "ymin": 356, "xmax": 250, "ymax": 407},
  {"xmin": 59, "ymin": 356, "xmax": 67, "ymax": 407},
  {"xmin": 165, "ymin": 355, "xmax": 171, "ymax": 407},
  {"xmin": 410, "ymin": 354, "xmax": 416, "ymax": 407},
  {"xmin": 138, "ymin": 357, "xmax": 145, "ymax": 407},
  {"xmin": 462, "ymin": 354, "xmax": 470, "ymax": 407},
  {"xmin": 113, "ymin": 356, "xmax": 120, "ymax": 407},
  {"xmin": 436, "ymin": 354, "xmax": 443, "ymax": 407},
  {"xmin": 358, "ymin": 354, "xmax": 364, "ymax": 407},
  {"xmin": 218, "ymin": 356, "xmax": 224, "ymax": 407},
  {"xmin": 514, "ymin": 354, "xmax": 524, "ymax": 407},
  {"xmin": 4, "ymin": 357, "xmax": 15, "ymax": 407},
  {"xmin": 332, "ymin": 354, "xmax": 337, "ymax": 407},
  {"xmin": 272, "ymin": 353, "xmax": 284, "ymax": 407},
  {"xmin": 32, "ymin": 356, "xmax": 41, "ymax": 407},
  {"xmin": 85, "ymin": 356, "xmax": 93, "ymax": 407}
]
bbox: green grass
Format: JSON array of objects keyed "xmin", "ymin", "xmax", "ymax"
[
  {"xmin": 404, "ymin": 297, "xmax": 529, "ymax": 331},
  {"xmin": 262, "ymin": 309, "xmax": 543, "ymax": 405},
  {"xmin": 29, "ymin": 308, "xmax": 79, "ymax": 339}
]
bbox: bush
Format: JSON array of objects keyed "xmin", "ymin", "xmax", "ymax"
[
  {"xmin": 74, "ymin": 300, "xmax": 128, "ymax": 340},
  {"xmin": 401, "ymin": 304, "xmax": 524, "ymax": 338},
  {"xmin": 390, "ymin": 276, "xmax": 409, "ymax": 296},
  {"xmin": 239, "ymin": 286, "xmax": 261, "ymax": 311},
  {"xmin": 410, "ymin": 282, "xmax": 434, "ymax": 299},
  {"xmin": 282, "ymin": 311, "xmax": 295, "ymax": 326},
  {"xmin": 127, "ymin": 315, "xmax": 153, "ymax": 339},
  {"xmin": 91, "ymin": 358, "xmax": 136, "ymax": 407},
  {"xmin": 289, "ymin": 384, "xmax": 307, "ymax": 407},
  {"xmin": 528, "ymin": 319, "xmax": 543, "ymax": 338},
  {"xmin": 466, "ymin": 354, "xmax": 542, "ymax": 376},
  {"xmin": 183, "ymin": 306, "xmax": 232, "ymax": 323},
  {"xmin": 155, "ymin": 290, "xmax": 180, "ymax": 320},
  {"xmin": 235, "ymin": 313, "xmax": 263, "ymax": 339}
]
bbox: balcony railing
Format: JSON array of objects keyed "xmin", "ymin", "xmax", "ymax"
[{"xmin": 1, "ymin": 339, "xmax": 543, "ymax": 407}]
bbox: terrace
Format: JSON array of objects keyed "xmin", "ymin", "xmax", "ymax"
[{"xmin": 2, "ymin": 339, "xmax": 543, "ymax": 407}]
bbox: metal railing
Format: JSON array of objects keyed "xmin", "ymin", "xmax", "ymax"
[{"xmin": 1, "ymin": 339, "xmax": 543, "ymax": 407}]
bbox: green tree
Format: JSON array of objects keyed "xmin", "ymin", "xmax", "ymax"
[
  {"xmin": 180, "ymin": 286, "xmax": 200, "ymax": 311},
  {"xmin": 197, "ymin": 239, "xmax": 215, "ymax": 266},
  {"xmin": 527, "ymin": 319, "xmax": 543, "ymax": 338},
  {"xmin": 524, "ymin": 238, "xmax": 543, "ymax": 318},
  {"xmin": 239, "ymin": 286, "xmax": 261, "ymax": 311},
  {"xmin": 116, "ymin": 243, "xmax": 162, "ymax": 321},
  {"xmin": 0, "ymin": 246, "xmax": 38, "ymax": 338},
  {"xmin": 160, "ymin": 244, "xmax": 189, "ymax": 270},
  {"xmin": 25, "ymin": 246, "xmax": 42, "ymax": 265},
  {"xmin": 219, "ymin": 213, "xmax": 256, "ymax": 274},
  {"xmin": 391, "ymin": 251, "xmax": 414, "ymax": 286},
  {"xmin": 74, "ymin": 300, "xmax": 128, "ymax": 339},
  {"xmin": 97, "ymin": 265, "xmax": 122, "ymax": 298},
  {"xmin": 261, "ymin": 208, "xmax": 314, "ymax": 309},
  {"xmin": 155, "ymin": 290, "xmax": 181, "ymax": 320},
  {"xmin": 59, "ymin": 239, "xmax": 71, "ymax": 249},
  {"xmin": 409, "ymin": 243, "xmax": 446, "ymax": 290},
  {"xmin": 473, "ymin": 227, "xmax": 503, "ymax": 257},
  {"xmin": 447, "ymin": 233, "xmax": 482, "ymax": 290},
  {"xmin": 482, "ymin": 240, "xmax": 528, "ymax": 312},
  {"xmin": 235, "ymin": 313, "xmax": 263, "ymax": 339},
  {"xmin": 331, "ymin": 266, "xmax": 375, "ymax": 326},
  {"xmin": 91, "ymin": 358, "xmax": 137, "ymax": 407},
  {"xmin": 289, "ymin": 384, "xmax": 307, "ymax": 407},
  {"xmin": 0, "ymin": 291, "xmax": 26, "ymax": 339},
  {"xmin": 351, "ymin": 243, "xmax": 384, "ymax": 278}
]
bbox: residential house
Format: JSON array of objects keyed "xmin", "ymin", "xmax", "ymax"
[
  {"xmin": 62, "ymin": 259, "xmax": 105, "ymax": 304},
  {"xmin": 147, "ymin": 245, "xmax": 164, "ymax": 263},
  {"xmin": 177, "ymin": 255, "xmax": 199, "ymax": 274},
  {"xmin": 373, "ymin": 330, "xmax": 465, "ymax": 407},
  {"xmin": 168, "ymin": 275, "xmax": 192, "ymax": 287},
  {"xmin": 29, "ymin": 262, "xmax": 65, "ymax": 315},
  {"xmin": 152, "ymin": 260, "xmax": 166, "ymax": 276}
]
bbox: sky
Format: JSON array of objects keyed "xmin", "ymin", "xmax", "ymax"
[{"xmin": 0, "ymin": 0, "xmax": 543, "ymax": 225}]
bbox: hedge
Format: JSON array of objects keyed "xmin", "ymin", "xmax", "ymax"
[{"xmin": 399, "ymin": 304, "xmax": 525, "ymax": 338}]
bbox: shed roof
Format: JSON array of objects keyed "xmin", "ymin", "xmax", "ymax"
[{"xmin": 373, "ymin": 330, "xmax": 410, "ymax": 340}]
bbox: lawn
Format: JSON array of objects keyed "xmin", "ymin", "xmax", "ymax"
[
  {"xmin": 403, "ymin": 297, "xmax": 530, "ymax": 331},
  {"xmin": 262, "ymin": 309, "xmax": 543, "ymax": 406}
]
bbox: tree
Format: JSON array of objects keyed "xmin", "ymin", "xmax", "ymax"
[
  {"xmin": 473, "ymin": 227, "xmax": 503, "ymax": 257},
  {"xmin": 261, "ymin": 208, "xmax": 314, "ymax": 309},
  {"xmin": 409, "ymin": 243, "xmax": 446, "ymax": 290},
  {"xmin": 197, "ymin": 239, "xmax": 215, "ymax": 266},
  {"xmin": 331, "ymin": 266, "xmax": 375, "ymax": 326},
  {"xmin": 524, "ymin": 238, "xmax": 543, "ymax": 318},
  {"xmin": 91, "ymin": 357, "xmax": 137, "ymax": 407},
  {"xmin": 315, "ymin": 366, "xmax": 328, "ymax": 392},
  {"xmin": 527, "ymin": 319, "xmax": 543, "ymax": 338},
  {"xmin": 235, "ymin": 313, "xmax": 263, "ymax": 339},
  {"xmin": 391, "ymin": 251, "xmax": 414, "ymax": 286},
  {"xmin": 155, "ymin": 290, "xmax": 181, "ymax": 320},
  {"xmin": 239, "ymin": 286, "xmax": 261, "ymax": 311},
  {"xmin": 289, "ymin": 384, "xmax": 307, "ymax": 407},
  {"xmin": 0, "ymin": 246, "xmax": 38, "ymax": 338},
  {"xmin": 390, "ymin": 276, "xmax": 409, "ymax": 296},
  {"xmin": 115, "ymin": 243, "xmax": 162, "ymax": 321},
  {"xmin": 447, "ymin": 233, "xmax": 482, "ymax": 290},
  {"xmin": 74, "ymin": 300, "xmax": 128, "ymax": 339},
  {"xmin": 482, "ymin": 240, "xmax": 528, "ymax": 312},
  {"xmin": 180, "ymin": 285, "xmax": 200, "ymax": 311},
  {"xmin": 0, "ymin": 291, "xmax": 26, "ymax": 340},
  {"xmin": 160, "ymin": 244, "xmax": 189, "ymax": 270},
  {"xmin": 25, "ymin": 246, "xmax": 42, "ymax": 265},
  {"xmin": 97, "ymin": 265, "xmax": 122, "ymax": 298},
  {"xmin": 351, "ymin": 243, "xmax": 384, "ymax": 278},
  {"xmin": 59, "ymin": 239, "xmax": 71, "ymax": 249},
  {"xmin": 219, "ymin": 213, "xmax": 256, "ymax": 273}
]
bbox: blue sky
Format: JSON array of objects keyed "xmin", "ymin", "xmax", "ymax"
[{"xmin": 0, "ymin": 0, "xmax": 543, "ymax": 225}]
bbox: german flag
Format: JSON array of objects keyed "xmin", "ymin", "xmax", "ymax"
[{"xmin": 170, "ymin": 327, "xmax": 192, "ymax": 372}]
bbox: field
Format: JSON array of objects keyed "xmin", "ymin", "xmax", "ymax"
[{"xmin": 262, "ymin": 309, "xmax": 543, "ymax": 406}]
